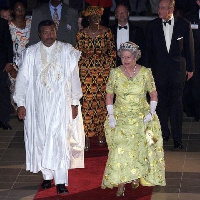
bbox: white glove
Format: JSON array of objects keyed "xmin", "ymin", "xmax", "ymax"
[
  {"xmin": 107, "ymin": 105, "xmax": 116, "ymax": 128},
  {"xmin": 144, "ymin": 101, "xmax": 157, "ymax": 123},
  {"xmin": 144, "ymin": 113, "xmax": 152, "ymax": 123}
]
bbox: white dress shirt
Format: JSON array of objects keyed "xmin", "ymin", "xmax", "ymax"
[
  {"xmin": 117, "ymin": 23, "xmax": 129, "ymax": 50},
  {"xmin": 49, "ymin": 2, "xmax": 62, "ymax": 20},
  {"xmin": 163, "ymin": 15, "xmax": 174, "ymax": 52}
]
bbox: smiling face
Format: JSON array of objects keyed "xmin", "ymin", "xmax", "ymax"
[
  {"xmin": 121, "ymin": 50, "xmax": 136, "ymax": 68},
  {"xmin": 13, "ymin": 2, "xmax": 26, "ymax": 19},
  {"xmin": 39, "ymin": 24, "xmax": 57, "ymax": 47},
  {"xmin": 115, "ymin": 5, "xmax": 129, "ymax": 25},
  {"xmin": 158, "ymin": 0, "xmax": 174, "ymax": 21},
  {"xmin": 88, "ymin": 14, "xmax": 101, "ymax": 26}
]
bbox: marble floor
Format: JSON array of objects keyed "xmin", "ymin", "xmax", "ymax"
[{"xmin": 0, "ymin": 115, "xmax": 200, "ymax": 200}]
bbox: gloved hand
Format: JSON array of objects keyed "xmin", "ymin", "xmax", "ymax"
[
  {"xmin": 144, "ymin": 101, "xmax": 157, "ymax": 123},
  {"xmin": 108, "ymin": 114, "xmax": 116, "ymax": 128},
  {"xmin": 144, "ymin": 113, "xmax": 153, "ymax": 123},
  {"xmin": 107, "ymin": 105, "xmax": 116, "ymax": 128}
]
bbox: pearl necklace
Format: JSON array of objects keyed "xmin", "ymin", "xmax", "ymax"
[{"xmin": 124, "ymin": 65, "xmax": 137, "ymax": 80}]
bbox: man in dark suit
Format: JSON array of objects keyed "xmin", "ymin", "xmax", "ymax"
[
  {"xmin": 0, "ymin": 18, "xmax": 13, "ymax": 130},
  {"xmin": 183, "ymin": 0, "xmax": 200, "ymax": 121},
  {"xmin": 29, "ymin": 0, "xmax": 78, "ymax": 46},
  {"xmin": 110, "ymin": 3, "xmax": 144, "ymax": 66},
  {"xmin": 145, "ymin": 0, "xmax": 195, "ymax": 149}
]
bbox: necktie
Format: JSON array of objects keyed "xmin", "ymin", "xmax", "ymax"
[
  {"xmin": 53, "ymin": 8, "xmax": 59, "ymax": 29},
  {"xmin": 119, "ymin": 25, "xmax": 128, "ymax": 30},
  {"xmin": 163, "ymin": 20, "xmax": 171, "ymax": 26}
]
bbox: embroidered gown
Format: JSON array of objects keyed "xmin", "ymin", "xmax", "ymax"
[
  {"xmin": 13, "ymin": 41, "xmax": 85, "ymax": 173},
  {"xmin": 76, "ymin": 28, "xmax": 116, "ymax": 138},
  {"xmin": 101, "ymin": 66, "xmax": 166, "ymax": 188}
]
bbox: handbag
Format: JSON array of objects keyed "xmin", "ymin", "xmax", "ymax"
[{"xmin": 145, "ymin": 121, "xmax": 158, "ymax": 146}]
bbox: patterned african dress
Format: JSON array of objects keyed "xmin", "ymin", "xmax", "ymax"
[
  {"xmin": 76, "ymin": 28, "xmax": 116, "ymax": 138},
  {"xmin": 101, "ymin": 66, "xmax": 166, "ymax": 188},
  {"xmin": 9, "ymin": 18, "xmax": 31, "ymax": 110}
]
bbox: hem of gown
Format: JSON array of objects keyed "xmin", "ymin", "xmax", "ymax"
[{"xmin": 101, "ymin": 176, "xmax": 166, "ymax": 189}]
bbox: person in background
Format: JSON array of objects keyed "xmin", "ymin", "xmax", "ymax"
[
  {"xmin": 29, "ymin": 0, "xmax": 78, "ymax": 46},
  {"xmin": 183, "ymin": 0, "xmax": 200, "ymax": 121},
  {"xmin": 0, "ymin": 6, "xmax": 13, "ymax": 22},
  {"xmin": 145, "ymin": 0, "xmax": 195, "ymax": 149},
  {"xmin": 14, "ymin": 20, "xmax": 84, "ymax": 195},
  {"xmin": 101, "ymin": 42, "xmax": 165, "ymax": 197},
  {"xmin": 110, "ymin": 4, "xmax": 144, "ymax": 66},
  {"xmin": 85, "ymin": 0, "xmax": 113, "ymax": 27},
  {"xmin": 8, "ymin": 1, "xmax": 31, "ymax": 111},
  {"xmin": 0, "ymin": 17, "xmax": 13, "ymax": 130},
  {"xmin": 76, "ymin": 6, "xmax": 116, "ymax": 150}
]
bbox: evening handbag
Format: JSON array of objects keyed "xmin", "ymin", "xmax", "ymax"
[{"xmin": 145, "ymin": 121, "xmax": 158, "ymax": 146}]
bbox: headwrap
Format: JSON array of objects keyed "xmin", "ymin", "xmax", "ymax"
[{"xmin": 82, "ymin": 6, "xmax": 104, "ymax": 17}]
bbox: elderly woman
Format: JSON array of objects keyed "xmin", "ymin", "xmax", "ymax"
[
  {"xmin": 76, "ymin": 6, "xmax": 116, "ymax": 150},
  {"xmin": 101, "ymin": 42, "xmax": 166, "ymax": 196}
]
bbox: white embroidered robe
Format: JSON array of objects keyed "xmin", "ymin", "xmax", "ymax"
[{"xmin": 14, "ymin": 41, "xmax": 84, "ymax": 173}]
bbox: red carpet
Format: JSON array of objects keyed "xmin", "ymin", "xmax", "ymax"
[{"xmin": 34, "ymin": 137, "xmax": 153, "ymax": 200}]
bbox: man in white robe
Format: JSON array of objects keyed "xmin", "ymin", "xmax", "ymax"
[{"xmin": 13, "ymin": 20, "xmax": 85, "ymax": 195}]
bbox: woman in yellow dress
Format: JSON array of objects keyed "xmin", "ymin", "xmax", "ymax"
[
  {"xmin": 101, "ymin": 42, "xmax": 166, "ymax": 196},
  {"xmin": 76, "ymin": 6, "xmax": 116, "ymax": 150}
]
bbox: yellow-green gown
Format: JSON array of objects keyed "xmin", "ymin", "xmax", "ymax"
[{"xmin": 101, "ymin": 66, "xmax": 166, "ymax": 189}]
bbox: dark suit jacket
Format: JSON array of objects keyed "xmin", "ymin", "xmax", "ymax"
[
  {"xmin": 0, "ymin": 18, "xmax": 13, "ymax": 71},
  {"xmin": 110, "ymin": 22, "xmax": 145, "ymax": 66},
  {"xmin": 29, "ymin": 3, "xmax": 78, "ymax": 46},
  {"xmin": 145, "ymin": 16, "xmax": 195, "ymax": 84},
  {"xmin": 183, "ymin": 13, "xmax": 200, "ymax": 118}
]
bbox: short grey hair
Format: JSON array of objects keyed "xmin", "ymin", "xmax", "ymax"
[{"xmin": 118, "ymin": 41, "xmax": 141, "ymax": 60}]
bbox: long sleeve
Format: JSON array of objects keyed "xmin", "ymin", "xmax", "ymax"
[
  {"xmin": 71, "ymin": 64, "xmax": 82, "ymax": 105},
  {"xmin": 29, "ymin": 8, "xmax": 40, "ymax": 45},
  {"xmin": 185, "ymin": 21, "xmax": 195, "ymax": 72},
  {"xmin": 5, "ymin": 21, "xmax": 13, "ymax": 63},
  {"xmin": 106, "ymin": 29, "xmax": 116, "ymax": 68},
  {"xmin": 13, "ymin": 49, "xmax": 30, "ymax": 107},
  {"xmin": 144, "ymin": 22, "xmax": 153, "ymax": 69},
  {"xmin": 13, "ymin": 74, "xmax": 28, "ymax": 107},
  {"xmin": 0, "ymin": 18, "xmax": 13, "ymax": 70}
]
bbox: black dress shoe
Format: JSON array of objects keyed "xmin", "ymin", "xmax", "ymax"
[
  {"xmin": 174, "ymin": 141, "xmax": 184, "ymax": 149},
  {"xmin": 56, "ymin": 184, "xmax": 69, "ymax": 194},
  {"xmin": 0, "ymin": 121, "xmax": 12, "ymax": 130},
  {"xmin": 41, "ymin": 180, "xmax": 52, "ymax": 189}
]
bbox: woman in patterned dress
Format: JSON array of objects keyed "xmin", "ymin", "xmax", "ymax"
[
  {"xmin": 76, "ymin": 6, "xmax": 116, "ymax": 150},
  {"xmin": 8, "ymin": 0, "xmax": 31, "ymax": 111},
  {"xmin": 101, "ymin": 42, "xmax": 165, "ymax": 196}
]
